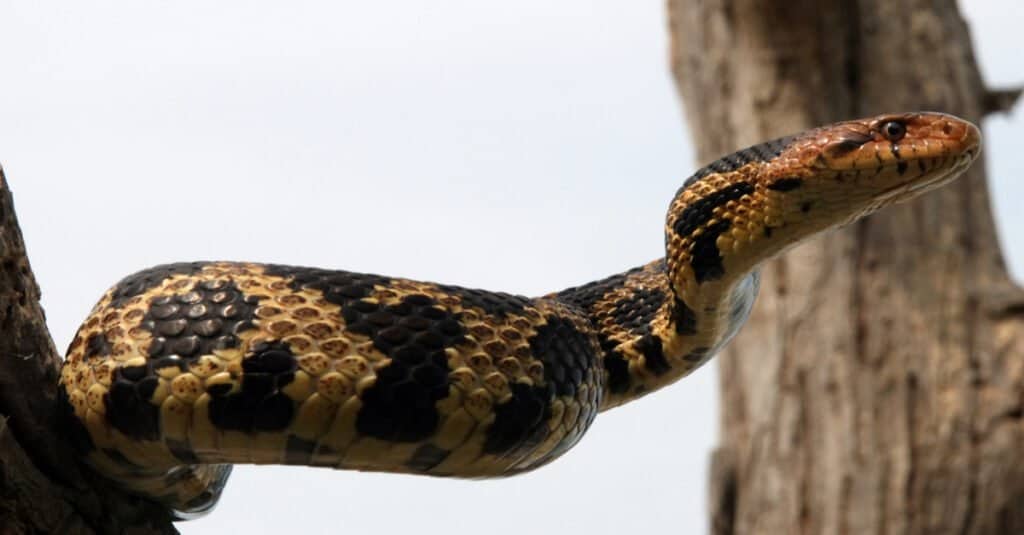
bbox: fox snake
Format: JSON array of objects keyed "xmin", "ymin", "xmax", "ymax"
[{"xmin": 59, "ymin": 112, "xmax": 981, "ymax": 518}]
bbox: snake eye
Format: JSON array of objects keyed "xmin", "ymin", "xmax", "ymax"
[{"xmin": 881, "ymin": 120, "xmax": 906, "ymax": 142}]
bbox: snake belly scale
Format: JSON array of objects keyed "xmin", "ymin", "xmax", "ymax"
[{"xmin": 58, "ymin": 112, "xmax": 981, "ymax": 518}]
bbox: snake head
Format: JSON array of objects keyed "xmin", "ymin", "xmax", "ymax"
[
  {"xmin": 819, "ymin": 112, "xmax": 978, "ymax": 191},
  {"xmin": 766, "ymin": 112, "xmax": 981, "ymax": 223}
]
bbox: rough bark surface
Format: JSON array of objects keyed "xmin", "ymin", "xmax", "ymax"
[
  {"xmin": 0, "ymin": 167, "xmax": 177, "ymax": 534},
  {"xmin": 667, "ymin": 0, "xmax": 1024, "ymax": 534}
]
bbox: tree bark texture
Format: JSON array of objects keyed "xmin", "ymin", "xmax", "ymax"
[
  {"xmin": 0, "ymin": 167, "xmax": 176, "ymax": 534},
  {"xmin": 667, "ymin": 1, "xmax": 1024, "ymax": 534}
]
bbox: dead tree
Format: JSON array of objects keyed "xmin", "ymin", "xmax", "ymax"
[
  {"xmin": 667, "ymin": 0, "xmax": 1023, "ymax": 533},
  {"xmin": 0, "ymin": 174, "xmax": 177, "ymax": 533}
]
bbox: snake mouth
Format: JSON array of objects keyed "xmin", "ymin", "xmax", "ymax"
[{"xmin": 876, "ymin": 149, "xmax": 977, "ymax": 203}]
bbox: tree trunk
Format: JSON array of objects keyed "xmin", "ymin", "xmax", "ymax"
[
  {"xmin": 667, "ymin": 0, "xmax": 1024, "ymax": 533},
  {"xmin": 0, "ymin": 167, "xmax": 176, "ymax": 533}
]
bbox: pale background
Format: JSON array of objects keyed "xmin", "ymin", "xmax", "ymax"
[{"xmin": 0, "ymin": 2, "xmax": 1020, "ymax": 534}]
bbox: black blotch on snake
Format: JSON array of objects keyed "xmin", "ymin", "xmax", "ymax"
[
  {"xmin": 681, "ymin": 136, "xmax": 793, "ymax": 188},
  {"xmin": 484, "ymin": 315, "xmax": 598, "ymax": 456},
  {"xmin": 767, "ymin": 177, "xmax": 804, "ymax": 191},
  {"xmin": 207, "ymin": 341, "xmax": 298, "ymax": 433},
  {"xmin": 108, "ymin": 263, "xmax": 207, "ymax": 308},
  {"xmin": 439, "ymin": 285, "xmax": 533, "ymax": 318},
  {"xmin": 689, "ymin": 220, "xmax": 733, "ymax": 283},
  {"xmin": 141, "ymin": 279, "xmax": 258, "ymax": 365}
]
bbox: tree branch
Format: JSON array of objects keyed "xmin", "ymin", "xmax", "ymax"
[
  {"xmin": 0, "ymin": 166, "xmax": 177, "ymax": 534},
  {"xmin": 982, "ymin": 86, "xmax": 1023, "ymax": 115}
]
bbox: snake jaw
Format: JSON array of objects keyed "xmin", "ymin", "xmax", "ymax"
[{"xmin": 875, "ymin": 145, "xmax": 979, "ymax": 205}]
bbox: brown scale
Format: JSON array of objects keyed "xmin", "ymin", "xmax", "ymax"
[{"xmin": 59, "ymin": 112, "xmax": 981, "ymax": 519}]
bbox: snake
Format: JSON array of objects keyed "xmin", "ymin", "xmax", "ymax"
[{"xmin": 58, "ymin": 112, "xmax": 980, "ymax": 519}]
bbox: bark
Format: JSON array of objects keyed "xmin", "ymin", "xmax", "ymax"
[
  {"xmin": 0, "ymin": 167, "xmax": 177, "ymax": 534},
  {"xmin": 667, "ymin": 1, "xmax": 1024, "ymax": 533}
]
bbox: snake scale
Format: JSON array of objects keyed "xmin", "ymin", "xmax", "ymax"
[{"xmin": 58, "ymin": 112, "xmax": 981, "ymax": 519}]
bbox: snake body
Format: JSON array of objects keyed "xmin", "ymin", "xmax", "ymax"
[{"xmin": 59, "ymin": 112, "xmax": 981, "ymax": 518}]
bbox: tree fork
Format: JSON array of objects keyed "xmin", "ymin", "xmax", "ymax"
[{"xmin": 667, "ymin": 0, "xmax": 1023, "ymax": 533}]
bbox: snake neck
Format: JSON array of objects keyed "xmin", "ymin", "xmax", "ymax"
[
  {"xmin": 556, "ymin": 136, "xmax": 811, "ymax": 410},
  {"xmin": 555, "ymin": 260, "xmax": 759, "ymax": 411}
]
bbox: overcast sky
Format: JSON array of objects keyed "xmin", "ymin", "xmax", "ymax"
[{"xmin": 0, "ymin": 2, "xmax": 1019, "ymax": 534}]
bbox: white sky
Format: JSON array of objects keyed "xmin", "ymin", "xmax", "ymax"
[{"xmin": 0, "ymin": 2, "xmax": 1019, "ymax": 534}]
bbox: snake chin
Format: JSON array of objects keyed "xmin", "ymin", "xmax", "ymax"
[{"xmin": 878, "ymin": 151, "xmax": 977, "ymax": 205}]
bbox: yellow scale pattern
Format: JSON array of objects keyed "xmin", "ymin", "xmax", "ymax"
[{"xmin": 62, "ymin": 262, "xmax": 602, "ymax": 510}]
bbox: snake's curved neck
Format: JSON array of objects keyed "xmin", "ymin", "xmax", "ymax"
[
  {"xmin": 557, "ymin": 136, "xmax": 804, "ymax": 410},
  {"xmin": 558, "ymin": 261, "xmax": 761, "ymax": 412},
  {"xmin": 558, "ymin": 112, "xmax": 982, "ymax": 411}
]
